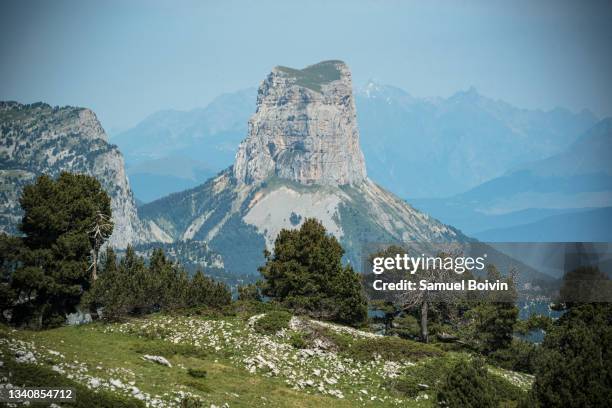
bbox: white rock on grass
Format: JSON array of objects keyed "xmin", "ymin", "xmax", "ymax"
[{"xmin": 142, "ymin": 354, "xmax": 172, "ymax": 367}]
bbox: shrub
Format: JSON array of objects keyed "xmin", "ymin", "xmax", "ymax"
[
  {"xmin": 531, "ymin": 303, "xmax": 612, "ymax": 407},
  {"xmin": 488, "ymin": 372, "xmax": 527, "ymax": 405},
  {"xmin": 389, "ymin": 356, "xmax": 457, "ymax": 397},
  {"xmin": 289, "ymin": 331, "xmax": 307, "ymax": 349},
  {"xmin": 237, "ymin": 283, "xmax": 262, "ymax": 302},
  {"xmin": 349, "ymin": 336, "xmax": 443, "ymax": 362},
  {"xmin": 179, "ymin": 396, "xmax": 206, "ymax": 407},
  {"xmin": 233, "ymin": 299, "xmax": 280, "ymax": 317},
  {"xmin": 387, "ymin": 314, "xmax": 420, "ymax": 339},
  {"xmin": 437, "ymin": 358, "xmax": 497, "ymax": 408},
  {"xmin": 489, "ymin": 339, "xmax": 537, "ymax": 374},
  {"xmin": 187, "ymin": 368, "xmax": 207, "ymax": 378},
  {"xmin": 254, "ymin": 311, "xmax": 292, "ymax": 334}
]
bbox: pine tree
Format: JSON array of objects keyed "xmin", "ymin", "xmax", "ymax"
[
  {"xmin": 531, "ymin": 303, "xmax": 612, "ymax": 407},
  {"xmin": 11, "ymin": 172, "xmax": 113, "ymax": 328},
  {"xmin": 259, "ymin": 218, "xmax": 367, "ymax": 325},
  {"xmin": 463, "ymin": 266, "xmax": 518, "ymax": 354},
  {"xmin": 188, "ymin": 270, "xmax": 232, "ymax": 308},
  {"xmin": 437, "ymin": 358, "xmax": 497, "ymax": 408}
]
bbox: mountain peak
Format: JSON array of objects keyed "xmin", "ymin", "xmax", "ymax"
[
  {"xmin": 271, "ymin": 60, "xmax": 348, "ymax": 93},
  {"xmin": 233, "ymin": 61, "xmax": 367, "ymax": 186}
]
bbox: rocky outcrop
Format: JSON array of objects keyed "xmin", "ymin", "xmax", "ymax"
[
  {"xmin": 141, "ymin": 61, "xmax": 463, "ymax": 276},
  {"xmin": 0, "ymin": 101, "xmax": 160, "ymax": 247},
  {"xmin": 234, "ymin": 60, "xmax": 366, "ymax": 186}
]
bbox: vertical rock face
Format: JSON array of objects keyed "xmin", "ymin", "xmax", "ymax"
[
  {"xmin": 234, "ymin": 60, "xmax": 367, "ymax": 186},
  {"xmin": 141, "ymin": 61, "xmax": 463, "ymax": 278},
  {"xmin": 0, "ymin": 101, "xmax": 159, "ymax": 248}
]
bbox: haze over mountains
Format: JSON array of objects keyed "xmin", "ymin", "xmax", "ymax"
[
  {"xmin": 109, "ymin": 74, "xmax": 608, "ymax": 243},
  {"xmin": 2, "ymin": 59, "xmax": 609, "ymax": 279},
  {"xmin": 139, "ymin": 61, "xmax": 463, "ymax": 276},
  {"xmin": 412, "ymin": 118, "xmax": 612, "ymax": 240},
  {"xmin": 113, "ymin": 89, "xmax": 256, "ymax": 201},
  {"xmin": 113, "ymin": 81, "xmax": 597, "ymax": 203}
]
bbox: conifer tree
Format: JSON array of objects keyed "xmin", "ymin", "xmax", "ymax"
[{"xmin": 259, "ymin": 218, "xmax": 367, "ymax": 325}]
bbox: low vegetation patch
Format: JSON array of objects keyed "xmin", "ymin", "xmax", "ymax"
[
  {"xmin": 253, "ymin": 311, "xmax": 292, "ymax": 334},
  {"xmin": 187, "ymin": 368, "xmax": 208, "ymax": 378},
  {"xmin": 0, "ymin": 359, "xmax": 144, "ymax": 408},
  {"xmin": 182, "ymin": 380, "xmax": 211, "ymax": 393},
  {"xmin": 388, "ymin": 355, "xmax": 459, "ymax": 397},
  {"xmin": 132, "ymin": 340, "xmax": 207, "ymax": 359},
  {"xmin": 349, "ymin": 336, "xmax": 443, "ymax": 362}
]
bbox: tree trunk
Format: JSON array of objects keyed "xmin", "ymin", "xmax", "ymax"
[
  {"xmin": 91, "ymin": 248, "xmax": 98, "ymax": 282},
  {"xmin": 420, "ymin": 300, "xmax": 429, "ymax": 343}
]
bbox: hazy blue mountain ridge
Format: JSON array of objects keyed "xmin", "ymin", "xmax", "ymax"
[
  {"xmin": 412, "ymin": 118, "xmax": 612, "ymax": 238},
  {"xmin": 114, "ymin": 82, "xmax": 596, "ymax": 202}
]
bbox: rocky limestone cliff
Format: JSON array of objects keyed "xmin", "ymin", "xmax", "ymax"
[
  {"xmin": 141, "ymin": 61, "xmax": 464, "ymax": 276},
  {"xmin": 234, "ymin": 60, "xmax": 366, "ymax": 186},
  {"xmin": 0, "ymin": 101, "xmax": 166, "ymax": 247}
]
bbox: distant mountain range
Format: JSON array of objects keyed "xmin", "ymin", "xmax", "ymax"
[
  {"xmin": 412, "ymin": 118, "xmax": 612, "ymax": 240},
  {"xmin": 112, "ymin": 88, "xmax": 256, "ymax": 200},
  {"xmin": 113, "ymin": 82, "xmax": 597, "ymax": 203},
  {"xmin": 475, "ymin": 207, "xmax": 612, "ymax": 242},
  {"xmin": 126, "ymin": 156, "xmax": 215, "ymax": 203}
]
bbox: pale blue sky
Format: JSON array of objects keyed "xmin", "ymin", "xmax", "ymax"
[{"xmin": 1, "ymin": 0, "xmax": 611, "ymax": 133}]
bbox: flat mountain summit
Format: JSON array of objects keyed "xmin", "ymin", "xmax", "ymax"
[
  {"xmin": 140, "ymin": 61, "xmax": 462, "ymax": 275},
  {"xmin": 234, "ymin": 60, "xmax": 366, "ymax": 186}
]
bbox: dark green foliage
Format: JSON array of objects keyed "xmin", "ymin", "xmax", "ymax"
[
  {"xmin": 87, "ymin": 247, "xmax": 232, "ymax": 321},
  {"xmin": 254, "ymin": 311, "xmax": 292, "ymax": 334},
  {"xmin": 389, "ymin": 357, "xmax": 457, "ymax": 397},
  {"xmin": 558, "ymin": 265, "xmax": 609, "ymax": 306},
  {"xmin": 387, "ymin": 314, "xmax": 421, "ymax": 339},
  {"xmin": 437, "ymin": 359, "xmax": 497, "ymax": 408},
  {"xmin": 390, "ymin": 356, "xmax": 525, "ymax": 404},
  {"xmin": 132, "ymin": 341, "xmax": 207, "ymax": 359},
  {"xmin": 19, "ymin": 172, "xmax": 112, "ymax": 250},
  {"xmin": 259, "ymin": 218, "xmax": 367, "ymax": 325},
  {"xmin": 460, "ymin": 266, "xmax": 518, "ymax": 355},
  {"xmin": 531, "ymin": 303, "xmax": 612, "ymax": 407},
  {"xmin": 0, "ymin": 234, "xmax": 21, "ymax": 321},
  {"xmin": 1, "ymin": 359, "xmax": 144, "ymax": 407},
  {"xmin": 463, "ymin": 302, "xmax": 518, "ymax": 355},
  {"xmin": 85, "ymin": 246, "xmax": 145, "ymax": 321},
  {"xmin": 514, "ymin": 313, "xmax": 553, "ymax": 335},
  {"xmin": 489, "ymin": 339, "xmax": 538, "ymax": 373},
  {"xmin": 6, "ymin": 173, "xmax": 112, "ymax": 328},
  {"xmin": 189, "ymin": 269, "xmax": 232, "ymax": 308},
  {"xmin": 348, "ymin": 336, "xmax": 442, "ymax": 362},
  {"xmin": 289, "ymin": 331, "xmax": 307, "ymax": 349},
  {"xmin": 179, "ymin": 396, "xmax": 207, "ymax": 407},
  {"xmin": 187, "ymin": 368, "xmax": 207, "ymax": 378},
  {"xmin": 237, "ymin": 282, "xmax": 262, "ymax": 302},
  {"xmin": 209, "ymin": 214, "xmax": 266, "ymax": 277}
]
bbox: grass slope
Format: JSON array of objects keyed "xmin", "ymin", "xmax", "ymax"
[{"xmin": 0, "ymin": 311, "xmax": 530, "ymax": 407}]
